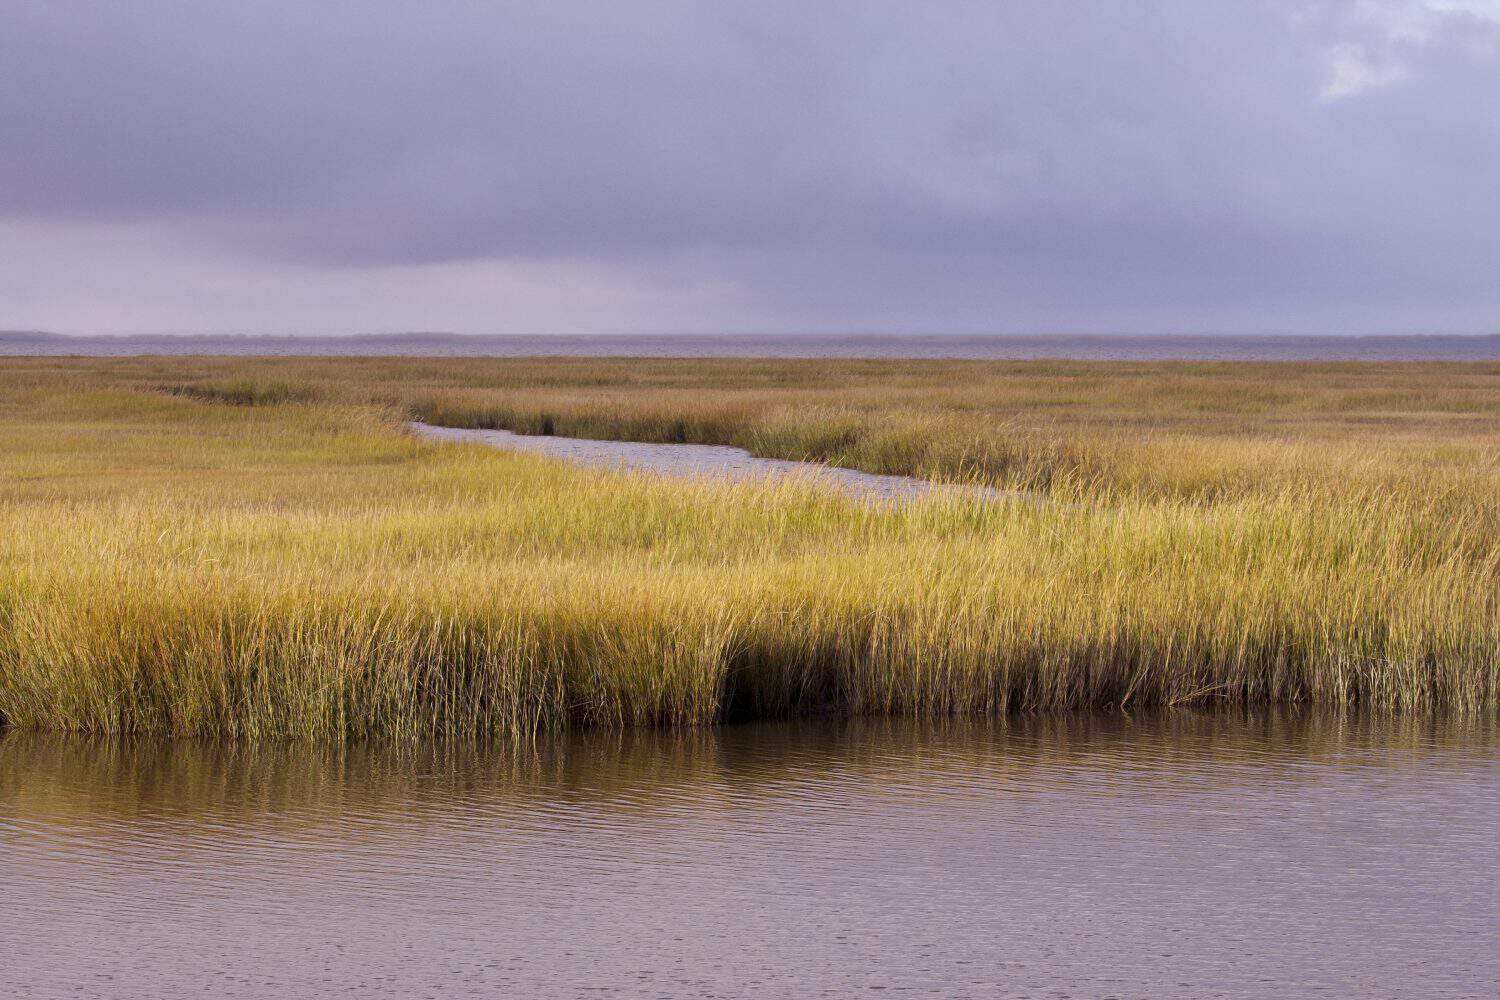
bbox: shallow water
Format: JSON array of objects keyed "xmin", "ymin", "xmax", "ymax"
[
  {"xmin": 6, "ymin": 332, "xmax": 1500, "ymax": 360},
  {"xmin": 410, "ymin": 421, "xmax": 1012, "ymax": 502},
  {"xmin": 3, "ymin": 712, "xmax": 1496, "ymax": 999}
]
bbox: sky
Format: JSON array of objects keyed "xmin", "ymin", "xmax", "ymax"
[{"xmin": 3, "ymin": 1, "xmax": 1500, "ymax": 336}]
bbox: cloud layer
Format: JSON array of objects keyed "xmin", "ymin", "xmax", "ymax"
[{"xmin": 3, "ymin": 1, "xmax": 1499, "ymax": 333}]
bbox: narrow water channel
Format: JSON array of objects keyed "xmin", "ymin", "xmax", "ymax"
[
  {"xmin": 4, "ymin": 712, "xmax": 1495, "ymax": 999},
  {"xmin": 408, "ymin": 421, "xmax": 1013, "ymax": 502}
]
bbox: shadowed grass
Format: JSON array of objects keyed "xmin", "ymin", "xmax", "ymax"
[{"xmin": 158, "ymin": 378, "xmax": 321, "ymax": 407}]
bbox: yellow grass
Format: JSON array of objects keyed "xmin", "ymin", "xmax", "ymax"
[{"xmin": 0, "ymin": 356, "xmax": 1495, "ymax": 738}]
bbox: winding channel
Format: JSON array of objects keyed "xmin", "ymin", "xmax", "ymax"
[{"xmin": 408, "ymin": 421, "xmax": 1016, "ymax": 502}]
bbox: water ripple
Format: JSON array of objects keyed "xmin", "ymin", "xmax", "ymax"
[{"xmin": 3, "ymin": 712, "xmax": 1497, "ymax": 999}]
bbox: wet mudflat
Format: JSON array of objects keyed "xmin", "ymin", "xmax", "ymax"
[{"xmin": 3, "ymin": 711, "xmax": 1496, "ymax": 999}]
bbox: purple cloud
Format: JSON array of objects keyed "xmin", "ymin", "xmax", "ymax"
[{"xmin": 3, "ymin": 1, "xmax": 1499, "ymax": 333}]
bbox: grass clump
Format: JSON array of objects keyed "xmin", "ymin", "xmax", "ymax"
[
  {"xmin": 0, "ymin": 356, "xmax": 1494, "ymax": 739},
  {"xmin": 159, "ymin": 378, "xmax": 320, "ymax": 406}
]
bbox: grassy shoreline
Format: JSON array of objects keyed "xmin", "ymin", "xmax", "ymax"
[{"xmin": 1, "ymin": 357, "xmax": 1495, "ymax": 738}]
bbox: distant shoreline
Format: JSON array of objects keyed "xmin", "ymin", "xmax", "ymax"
[{"xmin": 3, "ymin": 331, "xmax": 1498, "ymax": 361}]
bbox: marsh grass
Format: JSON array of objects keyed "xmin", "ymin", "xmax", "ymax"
[
  {"xmin": 158, "ymin": 378, "xmax": 321, "ymax": 406},
  {"xmin": 0, "ymin": 357, "xmax": 1495, "ymax": 738}
]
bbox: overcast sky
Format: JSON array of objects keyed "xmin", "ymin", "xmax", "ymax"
[{"xmin": 3, "ymin": 1, "xmax": 1500, "ymax": 335}]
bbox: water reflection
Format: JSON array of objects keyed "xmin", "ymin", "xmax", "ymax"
[{"xmin": 4, "ymin": 711, "xmax": 1497, "ymax": 999}]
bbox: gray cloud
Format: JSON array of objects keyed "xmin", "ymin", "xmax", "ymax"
[{"xmin": 3, "ymin": 1, "xmax": 1500, "ymax": 333}]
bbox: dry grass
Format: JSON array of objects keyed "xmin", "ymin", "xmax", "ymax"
[{"xmin": 0, "ymin": 356, "xmax": 1495, "ymax": 738}]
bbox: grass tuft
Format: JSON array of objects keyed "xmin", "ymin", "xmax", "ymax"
[{"xmin": 159, "ymin": 378, "xmax": 321, "ymax": 406}]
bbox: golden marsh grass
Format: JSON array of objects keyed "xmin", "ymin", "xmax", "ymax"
[{"xmin": 0, "ymin": 356, "xmax": 1495, "ymax": 738}]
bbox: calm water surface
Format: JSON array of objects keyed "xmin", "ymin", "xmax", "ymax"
[
  {"xmin": 3, "ymin": 712, "xmax": 1496, "ymax": 999},
  {"xmin": 6, "ymin": 332, "xmax": 1499, "ymax": 360},
  {"xmin": 409, "ymin": 422, "xmax": 1017, "ymax": 502}
]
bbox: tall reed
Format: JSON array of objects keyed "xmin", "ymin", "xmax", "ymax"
[{"xmin": 0, "ymin": 358, "xmax": 1494, "ymax": 738}]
